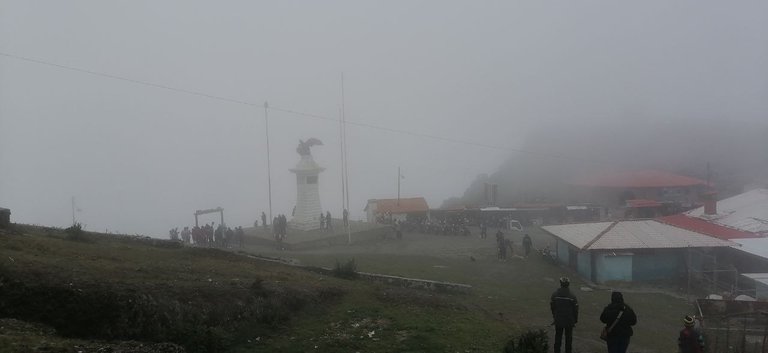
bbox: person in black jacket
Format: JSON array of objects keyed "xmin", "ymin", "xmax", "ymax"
[
  {"xmin": 550, "ymin": 277, "xmax": 579, "ymax": 353},
  {"xmin": 600, "ymin": 291, "xmax": 637, "ymax": 353}
]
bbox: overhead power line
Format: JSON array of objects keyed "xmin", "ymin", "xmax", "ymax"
[
  {"xmin": 0, "ymin": 52, "xmax": 257, "ymax": 107},
  {"xmin": 0, "ymin": 51, "xmax": 613, "ymax": 166}
]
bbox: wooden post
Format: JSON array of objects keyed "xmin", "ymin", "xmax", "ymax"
[
  {"xmin": 686, "ymin": 248, "xmax": 691, "ymax": 299},
  {"xmin": 713, "ymin": 252, "xmax": 718, "ymax": 294}
]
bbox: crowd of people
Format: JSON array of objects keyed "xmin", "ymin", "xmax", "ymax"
[
  {"xmin": 169, "ymin": 223, "xmax": 245, "ymax": 248},
  {"xmin": 376, "ymin": 216, "xmax": 538, "ymax": 261},
  {"xmin": 495, "ymin": 229, "xmax": 514, "ymax": 259},
  {"xmin": 272, "ymin": 214, "xmax": 288, "ymax": 249},
  {"xmin": 386, "ymin": 217, "xmax": 472, "ymax": 237},
  {"xmin": 319, "ymin": 211, "xmax": 333, "ymax": 232}
]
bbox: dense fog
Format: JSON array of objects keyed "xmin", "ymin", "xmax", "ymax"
[{"xmin": 1, "ymin": 1, "xmax": 767, "ymax": 235}]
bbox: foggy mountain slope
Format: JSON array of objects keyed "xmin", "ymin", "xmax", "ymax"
[{"xmin": 445, "ymin": 118, "xmax": 768, "ymax": 208}]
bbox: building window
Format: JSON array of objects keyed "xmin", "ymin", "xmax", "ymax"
[{"xmin": 306, "ymin": 176, "xmax": 318, "ymax": 184}]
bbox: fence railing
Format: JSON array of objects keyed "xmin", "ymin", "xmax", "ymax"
[{"xmin": 697, "ymin": 299, "xmax": 768, "ymax": 353}]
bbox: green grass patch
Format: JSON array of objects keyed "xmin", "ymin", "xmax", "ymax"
[{"xmin": 0, "ymin": 225, "xmax": 693, "ymax": 352}]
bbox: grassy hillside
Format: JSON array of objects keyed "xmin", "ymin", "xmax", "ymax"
[
  {"xmin": 244, "ymin": 226, "xmax": 695, "ymax": 353},
  {"xmin": 0, "ymin": 225, "xmax": 515, "ymax": 352},
  {"xmin": 1, "ymin": 224, "xmax": 696, "ymax": 352}
]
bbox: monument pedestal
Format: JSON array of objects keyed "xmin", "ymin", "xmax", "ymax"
[{"xmin": 290, "ymin": 155, "xmax": 324, "ymax": 231}]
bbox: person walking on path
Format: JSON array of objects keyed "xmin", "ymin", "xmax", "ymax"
[
  {"xmin": 550, "ymin": 277, "xmax": 579, "ymax": 353},
  {"xmin": 522, "ymin": 233, "xmax": 533, "ymax": 257},
  {"xmin": 678, "ymin": 315, "xmax": 704, "ymax": 353},
  {"xmin": 261, "ymin": 212, "xmax": 267, "ymax": 229},
  {"xmin": 600, "ymin": 291, "xmax": 637, "ymax": 353},
  {"xmin": 499, "ymin": 237, "xmax": 508, "ymax": 260},
  {"xmin": 495, "ymin": 230, "xmax": 505, "ymax": 259}
]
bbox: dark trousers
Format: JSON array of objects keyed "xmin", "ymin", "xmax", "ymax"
[
  {"xmin": 554, "ymin": 325, "xmax": 573, "ymax": 353},
  {"xmin": 606, "ymin": 336, "xmax": 630, "ymax": 353}
]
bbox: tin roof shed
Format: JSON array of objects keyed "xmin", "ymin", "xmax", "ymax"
[
  {"xmin": 543, "ymin": 219, "xmax": 735, "ymax": 251},
  {"xmin": 732, "ymin": 238, "xmax": 768, "ymax": 261},
  {"xmin": 686, "ymin": 188, "xmax": 768, "ymax": 235}
]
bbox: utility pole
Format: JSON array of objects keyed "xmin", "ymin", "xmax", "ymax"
[
  {"xmin": 341, "ymin": 74, "xmax": 350, "ymax": 218},
  {"xmin": 341, "ymin": 73, "xmax": 352, "ymax": 244},
  {"xmin": 71, "ymin": 196, "xmax": 76, "ymax": 226},
  {"xmin": 264, "ymin": 101, "xmax": 273, "ymax": 223},
  {"xmin": 397, "ymin": 167, "xmax": 401, "ymax": 205},
  {"xmin": 339, "ymin": 106, "xmax": 347, "ymax": 214}
]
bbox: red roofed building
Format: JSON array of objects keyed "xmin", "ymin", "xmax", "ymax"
[
  {"xmin": 625, "ymin": 199, "xmax": 662, "ymax": 208},
  {"xmin": 624, "ymin": 199, "xmax": 664, "ymax": 219},
  {"xmin": 658, "ymin": 214, "xmax": 760, "ymax": 240},
  {"xmin": 364, "ymin": 197, "xmax": 429, "ymax": 223},
  {"xmin": 569, "ymin": 169, "xmax": 709, "ymax": 211},
  {"xmin": 657, "ymin": 192, "xmax": 768, "ymax": 279},
  {"xmin": 571, "ymin": 169, "xmax": 709, "ymax": 189}
]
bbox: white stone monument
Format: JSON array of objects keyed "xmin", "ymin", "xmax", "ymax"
[{"xmin": 290, "ymin": 138, "xmax": 324, "ymax": 231}]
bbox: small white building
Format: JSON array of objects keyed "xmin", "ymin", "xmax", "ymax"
[{"xmin": 542, "ymin": 219, "xmax": 734, "ymax": 283}]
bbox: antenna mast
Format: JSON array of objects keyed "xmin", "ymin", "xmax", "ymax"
[
  {"xmin": 264, "ymin": 102, "xmax": 273, "ymax": 222},
  {"xmin": 341, "ymin": 73, "xmax": 352, "ymax": 244}
]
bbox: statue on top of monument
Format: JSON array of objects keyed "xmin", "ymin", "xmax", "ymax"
[{"xmin": 296, "ymin": 138, "xmax": 323, "ymax": 156}]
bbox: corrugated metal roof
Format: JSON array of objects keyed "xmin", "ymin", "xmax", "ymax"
[
  {"xmin": 741, "ymin": 273, "xmax": 768, "ymax": 286},
  {"xmin": 658, "ymin": 214, "xmax": 760, "ymax": 240},
  {"xmin": 544, "ymin": 220, "xmax": 734, "ymax": 250},
  {"xmin": 687, "ymin": 189, "xmax": 768, "ymax": 234},
  {"xmin": 542, "ymin": 222, "xmax": 613, "ymax": 249},
  {"xmin": 741, "ymin": 273, "xmax": 768, "ymax": 287},
  {"xmin": 732, "ymin": 238, "xmax": 768, "ymax": 261}
]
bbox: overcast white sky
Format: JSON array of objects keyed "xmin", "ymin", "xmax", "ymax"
[{"xmin": 1, "ymin": 1, "xmax": 767, "ymax": 235}]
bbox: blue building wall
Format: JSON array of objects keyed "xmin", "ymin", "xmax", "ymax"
[
  {"xmin": 577, "ymin": 251, "xmax": 591, "ymax": 280},
  {"xmin": 632, "ymin": 250, "xmax": 683, "ymax": 281},
  {"xmin": 557, "ymin": 239, "xmax": 570, "ymax": 265},
  {"xmin": 595, "ymin": 253, "xmax": 633, "ymax": 283}
]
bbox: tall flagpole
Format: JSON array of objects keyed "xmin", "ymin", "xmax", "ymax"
[
  {"xmin": 397, "ymin": 167, "xmax": 401, "ymax": 205},
  {"xmin": 341, "ymin": 73, "xmax": 351, "ymax": 244},
  {"xmin": 264, "ymin": 101, "xmax": 273, "ymax": 222},
  {"xmin": 341, "ymin": 74, "xmax": 350, "ymax": 212},
  {"xmin": 71, "ymin": 196, "xmax": 76, "ymax": 226},
  {"xmin": 339, "ymin": 106, "xmax": 346, "ymax": 214}
]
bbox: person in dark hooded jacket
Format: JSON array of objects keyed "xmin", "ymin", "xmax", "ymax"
[
  {"xmin": 600, "ymin": 291, "xmax": 637, "ymax": 353},
  {"xmin": 550, "ymin": 277, "xmax": 578, "ymax": 353}
]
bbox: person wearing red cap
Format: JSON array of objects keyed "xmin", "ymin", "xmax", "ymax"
[{"xmin": 678, "ymin": 315, "xmax": 704, "ymax": 353}]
